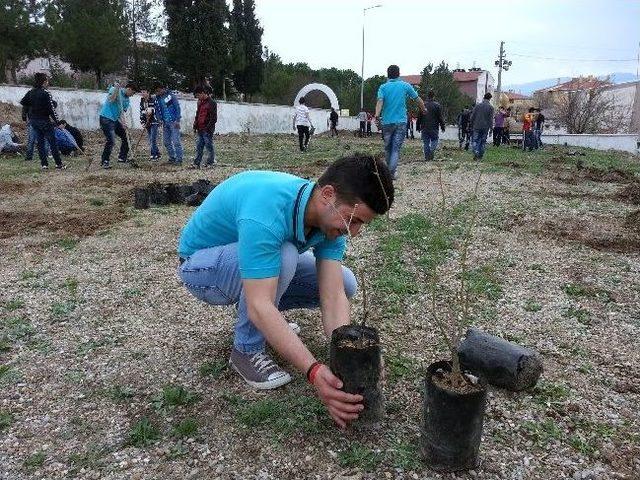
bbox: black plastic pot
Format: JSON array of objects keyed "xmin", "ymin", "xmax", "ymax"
[
  {"xmin": 133, "ymin": 187, "xmax": 150, "ymax": 209},
  {"xmin": 329, "ymin": 324, "xmax": 384, "ymax": 424},
  {"xmin": 421, "ymin": 360, "xmax": 487, "ymax": 472}
]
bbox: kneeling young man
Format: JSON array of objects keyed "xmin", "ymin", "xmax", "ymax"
[{"xmin": 177, "ymin": 155, "xmax": 394, "ymax": 428}]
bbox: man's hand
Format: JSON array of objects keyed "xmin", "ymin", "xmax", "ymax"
[{"xmin": 313, "ymin": 364, "xmax": 363, "ymax": 429}]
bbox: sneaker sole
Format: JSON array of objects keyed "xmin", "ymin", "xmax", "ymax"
[{"xmin": 229, "ymin": 361, "xmax": 292, "ymax": 390}]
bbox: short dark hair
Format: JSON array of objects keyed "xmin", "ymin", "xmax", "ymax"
[
  {"xmin": 34, "ymin": 72, "xmax": 48, "ymax": 88},
  {"xmin": 194, "ymin": 85, "xmax": 205, "ymax": 94},
  {"xmin": 528, "ymin": 107, "xmax": 535, "ymax": 112},
  {"xmin": 427, "ymin": 89, "xmax": 435, "ymax": 99},
  {"xmin": 483, "ymin": 92, "xmax": 492, "ymax": 100},
  {"xmin": 387, "ymin": 65, "xmax": 400, "ymax": 79},
  {"xmin": 153, "ymin": 83, "xmax": 165, "ymax": 91},
  {"xmin": 56, "ymin": 120, "xmax": 67, "ymax": 126},
  {"xmin": 299, "ymin": 96, "xmax": 306, "ymax": 104},
  {"xmin": 318, "ymin": 154, "xmax": 394, "ymax": 215},
  {"xmin": 125, "ymin": 82, "xmax": 138, "ymax": 91}
]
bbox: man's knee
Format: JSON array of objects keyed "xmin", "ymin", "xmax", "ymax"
[{"xmin": 343, "ymin": 267, "xmax": 358, "ymax": 299}]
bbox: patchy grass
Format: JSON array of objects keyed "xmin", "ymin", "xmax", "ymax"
[
  {"xmin": 521, "ymin": 419, "xmax": 564, "ymax": 447},
  {"xmin": 153, "ymin": 385, "xmax": 200, "ymax": 410},
  {"xmin": 531, "ymin": 382, "xmax": 571, "ymax": 407},
  {"xmin": 50, "ymin": 300, "xmax": 77, "ymax": 321},
  {"xmin": 24, "ymin": 451, "xmax": 46, "ymax": 470},
  {"xmin": 199, "ymin": 360, "xmax": 227, "ymax": 378},
  {"xmin": 524, "ymin": 299, "xmax": 543, "ymax": 312},
  {"xmin": 563, "ymin": 306, "xmax": 592, "ymax": 325},
  {"xmin": 337, "ymin": 443, "xmax": 382, "ymax": 472},
  {"xmin": 0, "ymin": 410, "xmax": 13, "ymax": 430},
  {"xmin": 235, "ymin": 394, "xmax": 329, "ymax": 436},
  {"xmin": 172, "ymin": 418, "xmax": 198, "ymax": 438},
  {"xmin": 3, "ymin": 299, "xmax": 25, "ymax": 311},
  {"xmin": 386, "ymin": 354, "xmax": 421, "ymax": 383},
  {"xmin": 127, "ymin": 417, "xmax": 160, "ymax": 447}
]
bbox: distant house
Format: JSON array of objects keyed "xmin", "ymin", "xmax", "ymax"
[
  {"xmin": 399, "ymin": 69, "xmax": 495, "ymax": 104},
  {"xmin": 6, "ymin": 57, "xmax": 75, "ymax": 84},
  {"xmin": 534, "ymin": 76, "xmax": 640, "ymax": 133}
]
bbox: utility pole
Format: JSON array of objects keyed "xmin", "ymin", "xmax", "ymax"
[
  {"xmin": 360, "ymin": 5, "xmax": 382, "ymax": 112},
  {"xmin": 494, "ymin": 41, "xmax": 512, "ymax": 108}
]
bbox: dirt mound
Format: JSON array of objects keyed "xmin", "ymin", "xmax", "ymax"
[
  {"xmin": 617, "ymin": 183, "xmax": 640, "ymax": 205},
  {"xmin": 539, "ymin": 217, "xmax": 640, "ymax": 253},
  {"xmin": 585, "ymin": 167, "xmax": 635, "ymax": 183},
  {"xmin": 0, "ymin": 180, "xmax": 38, "ymax": 196}
]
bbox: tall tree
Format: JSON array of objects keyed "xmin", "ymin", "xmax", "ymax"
[
  {"xmin": 229, "ymin": 0, "xmax": 263, "ymax": 100},
  {"xmin": 47, "ymin": 0, "xmax": 130, "ymax": 87},
  {"xmin": 0, "ymin": 0, "xmax": 48, "ymax": 83},
  {"xmin": 164, "ymin": 0, "xmax": 230, "ymax": 92},
  {"xmin": 420, "ymin": 61, "xmax": 473, "ymax": 123},
  {"xmin": 124, "ymin": 0, "xmax": 160, "ymax": 84}
]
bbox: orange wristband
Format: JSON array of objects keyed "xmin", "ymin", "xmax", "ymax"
[{"xmin": 306, "ymin": 362, "xmax": 323, "ymax": 385}]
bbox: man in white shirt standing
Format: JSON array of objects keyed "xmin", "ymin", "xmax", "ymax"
[{"xmin": 293, "ymin": 97, "xmax": 314, "ymax": 152}]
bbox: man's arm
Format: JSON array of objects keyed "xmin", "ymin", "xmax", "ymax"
[
  {"xmin": 415, "ymin": 96, "xmax": 427, "ymax": 114},
  {"xmin": 374, "ymin": 99, "xmax": 383, "ymax": 119},
  {"xmin": 243, "ymin": 277, "xmax": 363, "ymax": 428}
]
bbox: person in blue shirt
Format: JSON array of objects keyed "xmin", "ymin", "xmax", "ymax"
[
  {"xmin": 177, "ymin": 155, "xmax": 394, "ymax": 429},
  {"xmin": 154, "ymin": 84, "xmax": 184, "ymax": 165},
  {"xmin": 98, "ymin": 81, "xmax": 137, "ymax": 169},
  {"xmin": 374, "ymin": 65, "xmax": 426, "ymax": 180}
]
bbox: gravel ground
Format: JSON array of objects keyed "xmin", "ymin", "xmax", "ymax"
[{"xmin": 1, "ymin": 132, "xmax": 639, "ymax": 480}]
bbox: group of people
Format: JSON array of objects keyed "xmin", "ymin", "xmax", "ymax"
[
  {"xmin": 16, "ymin": 72, "xmax": 84, "ymax": 170},
  {"xmin": 98, "ymin": 82, "xmax": 217, "ymax": 170}
]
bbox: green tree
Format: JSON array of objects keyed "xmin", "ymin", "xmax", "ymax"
[
  {"xmin": 362, "ymin": 75, "xmax": 387, "ymax": 114},
  {"xmin": 229, "ymin": 0, "xmax": 264, "ymax": 100},
  {"xmin": 420, "ymin": 61, "xmax": 473, "ymax": 123},
  {"xmin": 0, "ymin": 0, "xmax": 48, "ymax": 83},
  {"xmin": 47, "ymin": 0, "xmax": 130, "ymax": 87},
  {"xmin": 164, "ymin": 0, "xmax": 230, "ymax": 92},
  {"xmin": 124, "ymin": 0, "xmax": 161, "ymax": 84}
]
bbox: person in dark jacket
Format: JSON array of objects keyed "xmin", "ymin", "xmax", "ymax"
[
  {"xmin": 327, "ymin": 108, "xmax": 339, "ymax": 137},
  {"xmin": 189, "ymin": 85, "xmax": 217, "ymax": 169},
  {"xmin": 416, "ymin": 90, "xmax": 446, "ymax": 161},
  {"xmin": 456, "ymin": 106, "xmax": 472, "ymax": 150},
  {"xmin": 54, "ymin": 120, "xmax": 81, "ymax": 155},
  {"xmin": 155, "ymin": 83, "xmax": 183, "ymax": 165},
  {"xmin": 469, "ymin": 92, "xmax": 494, "ymax": 160},
  {"xmin": 19, "ymin": 73, "xmax": 66, "ymax": 170},
  {"xmin": 139, "ymin": 88, "xmax": 160, "ymax": 160}
]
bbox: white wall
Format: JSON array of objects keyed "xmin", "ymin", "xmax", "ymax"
[{"xmin": 0, "ymin": 84, "xmax": 361, "ymax": 134}]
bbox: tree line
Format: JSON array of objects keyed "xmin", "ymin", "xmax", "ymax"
[{"xmin": 1, "ymin": 0, "xmax": 472, "ymax": 116}]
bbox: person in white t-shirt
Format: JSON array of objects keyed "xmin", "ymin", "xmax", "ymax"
[{"xmin": 292, "ymin": 97, "xmax": 314, "ymax": 152}]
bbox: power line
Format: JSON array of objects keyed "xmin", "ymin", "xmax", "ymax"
[
  {"xmin": 506, "ymin": 40, "xmax": 638, "ymax": 52},
  {"xmin": 510, "ymin": 52, "xmax": 637, "ymax": 62}
]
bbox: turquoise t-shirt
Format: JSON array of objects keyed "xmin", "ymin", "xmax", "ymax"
[
  {"xmin": 376, "ymin": 79, "xmax": 418, "ymax": 125},
  {"xmin": 178, "ymin": 171, "xmax": 347, "ymax": 279},
  {"xmin": 99, "ymin": 87, "xmax": 130, "ymax": 121}
]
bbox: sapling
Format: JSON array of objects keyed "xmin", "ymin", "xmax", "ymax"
[{"xmin": 428, "ymin": 165, "xmax": 483, "ymax": 389}]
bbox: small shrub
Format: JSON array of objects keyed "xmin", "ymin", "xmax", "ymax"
[{"xmin": 128, "ymin": 418, "xmax": 160, "ymax": 447}]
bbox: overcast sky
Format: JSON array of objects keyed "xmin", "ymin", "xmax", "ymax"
[{"xmin": 254, "ymin": 0, "xmax": 640, "ymax": 87}]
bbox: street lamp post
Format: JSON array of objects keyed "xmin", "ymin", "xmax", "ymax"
[{"xmin": 360, "ymin": 4, "xmax": 382, "ymax": 112}]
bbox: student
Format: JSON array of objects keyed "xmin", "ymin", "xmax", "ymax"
[
  {"xmin": 98, "ymin": 81, "xmax": 138, "ymax": 169},
  {"xmin": 0, "ymin": 124, "xmax": 23, "ymax": 154},
  {"xmin": 357, "ymin": 110, "xmax": 367, "ymax": 137},
  {"xmin": 293, "ymin": 97, "xmax": 314, "ymax": 152},
  {"xmin": 19, "ymin": 73, "xmax": 66, "ymax": 170},
  {"xmin": 177, "ymin": 154, "xmax": 394, "ymax": 428},
  {"xmin": 374, "ymin": 64, "xmax": 427, "ymax": 180},
  {"xmin": 155, "ymin": 84, "xmax": 184, "ymax": 165},
  {"xmin": 469, "ymin": 93, "xmax": 494, "ymax": 160},
  {"xmin": 416, "ymin": 90, "xmax": 446, "ymax": 161},
  {"xmin": 54, "ymin": 121, "xmax": 81, "ymax": 155},
  {"xmin": 190, "ymin": 85, "xmax": 217, "ymax": 169},
  {"xmin": 493, "ymin": 107, "xmax": 506, "ymax": 147},
  {"xmin": 534, "ymin": 108, "xmax": 545, "ymax": 149},
  {"xmin": 457, "ymin": 106, "xmax": 472, "ymax": 150},
  {"xmin": 522, "ymin": 107, "xmax": 535, "ymax": 151},
  {"xmin": 328, "ymin": 108, "xmax": 339, "ymax": 137},
  {"xmin": 139, "ymin": 88, "xmax": 160, "ymax": 160}
]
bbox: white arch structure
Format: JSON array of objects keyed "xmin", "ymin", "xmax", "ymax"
[{"xmin": 294, "ymin": 83, "xmax": 340, "ymax": 111}]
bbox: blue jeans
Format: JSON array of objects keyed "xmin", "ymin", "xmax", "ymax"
[
  {"xmin": 147, "ymin": 124, "xmax": 160, "ymax": 158},
  {"xmin": 421, "ymin": 130, "xmax": 439, "ymax": 160},
  {"xmin": 194, "ymin": 131, "xmax": 215, "ymax": 165},
  {"xmin": 163, "ymin": 122, "xmax": 183, "ymax": 163},
  {"xmin": 472, "ymin": 128, "xmax": 489, "ymax": 159},
  {"xmin": 534, "ymin": 128, "xmax": 542, "ymax": 148},
  {"xmin": 382, "ymin": 122, "xmax": 407, "ymax": 177},
  {"xmin": 31, "ymin": 119, "xmax": 62, "ymax": 167},
  {"xmin": 178, "ymin": 243, "xmax": 358, "ymax": 354},
  {"xmin": 25, "ymin": 122, "xmax": 50, "ymax": 161},
  {"xmin": 100, "ymin": 116, "xmax": 128, "ymax": 164}
]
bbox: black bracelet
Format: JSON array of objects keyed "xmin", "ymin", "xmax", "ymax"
[{"xmin": 306, "ymin": 361, "xmax": 322, "ymax": 382}]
